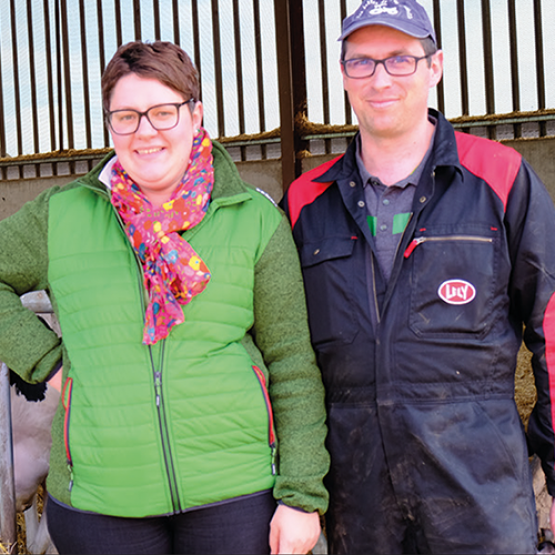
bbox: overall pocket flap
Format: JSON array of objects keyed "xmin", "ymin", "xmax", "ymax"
[{"xmin": 300, "ymin": 237, "xmax": 356, "ymax": 268}]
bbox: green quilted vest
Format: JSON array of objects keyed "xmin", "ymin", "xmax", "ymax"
[{"xmin": 45, "ymin": 164, "xmax": 281, "ymax": 517}]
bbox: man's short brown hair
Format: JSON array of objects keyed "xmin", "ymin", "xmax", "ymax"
[{"xmin": 101, "ymin": 41, "xmax": 200, "ymax": 113}]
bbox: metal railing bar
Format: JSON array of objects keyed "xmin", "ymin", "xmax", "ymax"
[
  {"xmin": 79, "ymin": 0, "xmax": 93, "ymax": 153},
  {"xmin": 507, "ymin": 0, "xmax": 521, "ymax": 138},
  {"xmin": 172, "ymin": 0, "xmax": 180, "ymax": 45},
  {"xmin": 0, "ymin": 5, "xmax": 6, "ymax": 165},
  {"xmin": 456, "ymin": 0, "xmax": 469, "ymax": 117},
  {"xmin": 211, "ymin": 0, "xmax": 225, "ymax": 138},
  {"xmin": 96, "ymin": 0, "xmax": 110, "ymax": 147},
  {"xmin": 191, "ymin": 0, "xmax": 202, "ymax": 92},
  {"xmin": 317, "ymin": 0, "xmax": 330, "ymax": 155},
  {"xmin": 133, "ymin": 0, "xmax": 141, "ymax": 40},
  {"xmin": 481, "ymin": 0, "xmax": 495, "ymax": 140},
  {"xmin": 54, "ymin": 0, "xmax": 62, "ymax": 174},
  {"xmin": 219, "ymin": 137, "xmax": 281, "ymax": 148},
  {"xmin": 153, "ymin": 0, "xmax": 161, "ymax": 40},
  {"xmin": 303, "ymin": 132, "xmax": 356, "ymax": 140},
  {"xmin": 2, "ymin": 107, "xmax": 555, "ymax": 172},
  {"xmin": 533, "ymin": 0, "xmax": 546, "ymax": 137},
  {"xmin": 339, "ymin": 0, "xmax": 351, "ymax": 125},
  {"xmin": 232, "ymin": 0, "xmax": 246, "ymax": 161},
  {"xmin": 43, "ymin": 0, "xmax": 57, "ymax": 153},
  {"xmin": 252, "ymin": 0, "xmax": 267, "ymax": 159},
  {"xmin": 59, "ymin": 0, "xmax": 74, "ymax": 158},
  {"xmin": 26, "ymin": 0, "xmax": 40, "ymax": 163},
  {"xmin": 10, "ymin": 0, "xmax": 23, "ymax": 161},
  {"xmin": 452, "ymin": 114, "xmax": 555, "ymax": 128},
  {"xmin": 432, "ymin": 0, "xmax": 445, "ymax": 114},
  {"xmin": 115, "ymin": 0, "xmax": 123, "ymax": 47},
  {"xmin": 302, "ymin": 113, "xmax": 555, "ymax": 140}
]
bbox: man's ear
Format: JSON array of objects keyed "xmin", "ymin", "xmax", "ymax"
[{"xmin": 429, "ymin": 49, "xmax": 444, "ymax": 89}]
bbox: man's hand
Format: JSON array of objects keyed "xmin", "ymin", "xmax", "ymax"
[{"xmin": 269, "ymin": 503, "xmax": 321, "ymax": 554}]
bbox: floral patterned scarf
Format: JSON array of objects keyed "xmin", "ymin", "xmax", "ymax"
[{"xmin": 110, "ymin": 127, "xmax": 213, "ymax": 345}]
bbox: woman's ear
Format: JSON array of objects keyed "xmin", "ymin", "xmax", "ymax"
[{"xmin": 192, "ymin": 101, "xmax": 203, "ymax": 131}]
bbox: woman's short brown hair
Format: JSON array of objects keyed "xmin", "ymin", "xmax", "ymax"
[{"xmin": 101, "ymin": 41, "xmax": 200, "ymax": 113}]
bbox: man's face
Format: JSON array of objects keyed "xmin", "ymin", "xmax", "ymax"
[{"xmin": 341, "ymin": 25, "xmax": 443, "ymax": 141}]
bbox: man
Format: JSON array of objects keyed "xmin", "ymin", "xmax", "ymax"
[{"xmin": 281, "ymin": 1, "xmax": 555, "ymax": 553}]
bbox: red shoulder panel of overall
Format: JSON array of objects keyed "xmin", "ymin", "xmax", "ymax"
[
  {"xmin": 455, "ymin": 131, "xmax": 522, "ymax": 211},
  {"xmin": 287, "ymin": 155, "xmax": 343, "ymax": 229},
  {"xmin": 543, "ymin": 294, "xmax": 555, "ymax": 442}
]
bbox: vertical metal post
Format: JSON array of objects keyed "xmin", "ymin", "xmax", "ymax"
[
  {"xmin": 153, "ymin": 0, "xmax": 161, "ymax": 40},
  {"xmin": 317, "ymin": 0, "xmax": 331, "ymax": 155},
  {"xmin": 0, "ymin": 362, "xmax": 17, "ymax": 554},
  {"xmin": 274, "ymin": 0, "xmax": 307, "ymax": 194},
  {"xmin": 232, "ymin": 0, "xmax": 246, "ymax": 160},
  {"xmin": 9, "ymin": 0, "xmax": 23, "ymax": 167},
  {"xmin": 0, "ymin": 0, "xmax": 6, "ymax": 180},
  {"xmin": 96, "ymin": 0, "xmax": 110, "ymax": 147},
  {"xmin": 339, "ymin": 0, "xmax": 352, "ymax": 126},
  {"xmin": 26, "ymin": 0, "xmax": 40, "ymax": 168},
  {"xmin": 481, "ymin": 0, "xmax": 495, "ymax": 139},
  {"xmin": 133, "ymin": 0, "xmax": 142, "ymax": 40},
  {"xmin": 533, "ymin": 0, "xmax": 546, "ymax": 137},
  {"xmin": 456, "ymin": 0, "xmax": 469, "ymax": 119},
  {"xmin": 507, "ymin": 0, "xmax": 521, "ymax": 138},
  {"xmin": 59, "ymin": 0, "xmax": 75, "ymax": 159},
  {"xmin": 43, "ymin": 0, "xmax": 57, "ymax": 153},
  {"xmin": 253, "ymin": 0, "xmax": 267, "ymax": 159},
  {"xmin": 432, "ymin": 0, "xmax": 445, "ymax": 115},
  {"xmin": 211, "ymin": 0, "xmax": 225, "ymax": 138},
  {"xmin": 78, "ymin": 0, "xmax": 92, "ymax": 153}
]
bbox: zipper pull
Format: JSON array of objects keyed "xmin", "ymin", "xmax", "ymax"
[
  {"xmin": 68, "ymin": 464, "xmax": 74, "ymax": 491},
  {"xmin": 404, "ymin": 237, "xmax": 424, "ymax": 258},
  {"xmin": 270, "ymin": 443, "xmax": 277, "ymax": 476}
]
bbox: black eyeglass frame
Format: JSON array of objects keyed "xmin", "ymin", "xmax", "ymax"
[
  {"xmin": 105, "ymin": 98, "xmax": 196, "ymax": 135},
  {"xmin": 341, "ymin": 54, "xmax": 433, "ymax": 79}
]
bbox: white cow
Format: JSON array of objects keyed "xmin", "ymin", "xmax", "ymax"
[
  {"xmin": 10, "ymin": 370, "xmax": 59, "ymax": 554},
  {"xmin": 2, "ymin": 294, "xmax": 61, "ymax": 554}
]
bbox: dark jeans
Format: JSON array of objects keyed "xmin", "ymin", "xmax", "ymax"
[{"xmin": 46, "ymin": 491, "xmax": 275, "ymax": 554}]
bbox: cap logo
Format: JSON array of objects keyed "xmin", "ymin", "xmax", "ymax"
[
  {"xmin": 355, "ymin": 1, "xmax": 412, "ymax": 20},
  {"xmin": 438, "ymin": 279, "xmax": 476, "ymax": 305}
]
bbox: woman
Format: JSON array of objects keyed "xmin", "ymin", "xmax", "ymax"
[{"xmin": 0, "ymin": 41, "xmax": 329, "ymax": 554}]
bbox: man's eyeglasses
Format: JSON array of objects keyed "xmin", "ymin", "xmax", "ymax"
[
  {"xmin": 106, "ymin": 99, "xmax": 195, "ymax": 135},
  {"xmin": 342, "ymin": 54, "xmax": 433, "ymax": 79}
]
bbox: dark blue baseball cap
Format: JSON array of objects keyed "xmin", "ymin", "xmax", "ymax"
[{"xmin": 339, "ymin": 0, "xmax": 437, "ymax": 45}]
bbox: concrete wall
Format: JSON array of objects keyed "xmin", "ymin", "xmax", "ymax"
[
  {"xmin": 1, "ymin": 136, "xmax": 555, "ymax": 220},
  {"xmin": 0, "ymin": 160, "xmax": 284, "ymax": 221}
]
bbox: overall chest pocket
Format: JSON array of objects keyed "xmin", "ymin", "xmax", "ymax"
[
  {"xmin": 407, "ymin": 226, "xmax": 499, "ymax": 338},
  {"xmin": 300, "ymin": 237, "xmax": 359, "ymax": 348}
]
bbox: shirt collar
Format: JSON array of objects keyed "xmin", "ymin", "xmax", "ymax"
[
  {"xmin": 98, "ymin": 155, "xmax": 118, "ymax": 189},
  {"xmin": 355, "ymin": 115, "xmax": 437, "ymax": 190}
]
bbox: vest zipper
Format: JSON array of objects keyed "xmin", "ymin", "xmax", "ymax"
[
  {"xmin": 151, "ymin": 342, "xmax": 181, "ymax": 512},
  {"xmin": 61, "ymin": 377, "xmax": 74, "ymax": 491},
  {"xmin": 110, "ymin": 197, "xmax": 182, "ymax": 513},
  {"xmin": 404, "ymin": 235, "xmax": 494, "ymax": 258},
  {"xmin": 252, "ymin": 365, "xmax": 277, "ymax": 475}
]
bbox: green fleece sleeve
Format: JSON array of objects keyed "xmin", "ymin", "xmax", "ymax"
[
  {"xmin": 0, "ymin": 187, "xmax": 62, "ymax": 382},
  {"xmin": 252, "ymin": 214, "xmax": 330, "ymax": 514}
]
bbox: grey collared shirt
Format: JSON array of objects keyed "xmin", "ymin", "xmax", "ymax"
[{"xmin": 355, "ymin": 123, "xmax": 436, "ymax": 283}]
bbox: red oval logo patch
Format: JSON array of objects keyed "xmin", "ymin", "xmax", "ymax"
[{"xmin": 438, "ymin": 279, "xmax": 476, "ymax": 305}]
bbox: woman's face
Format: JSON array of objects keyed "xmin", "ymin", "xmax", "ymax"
[{"xmin": 108, "ymin": 73, "xmax": 203, "ymax": 206}]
